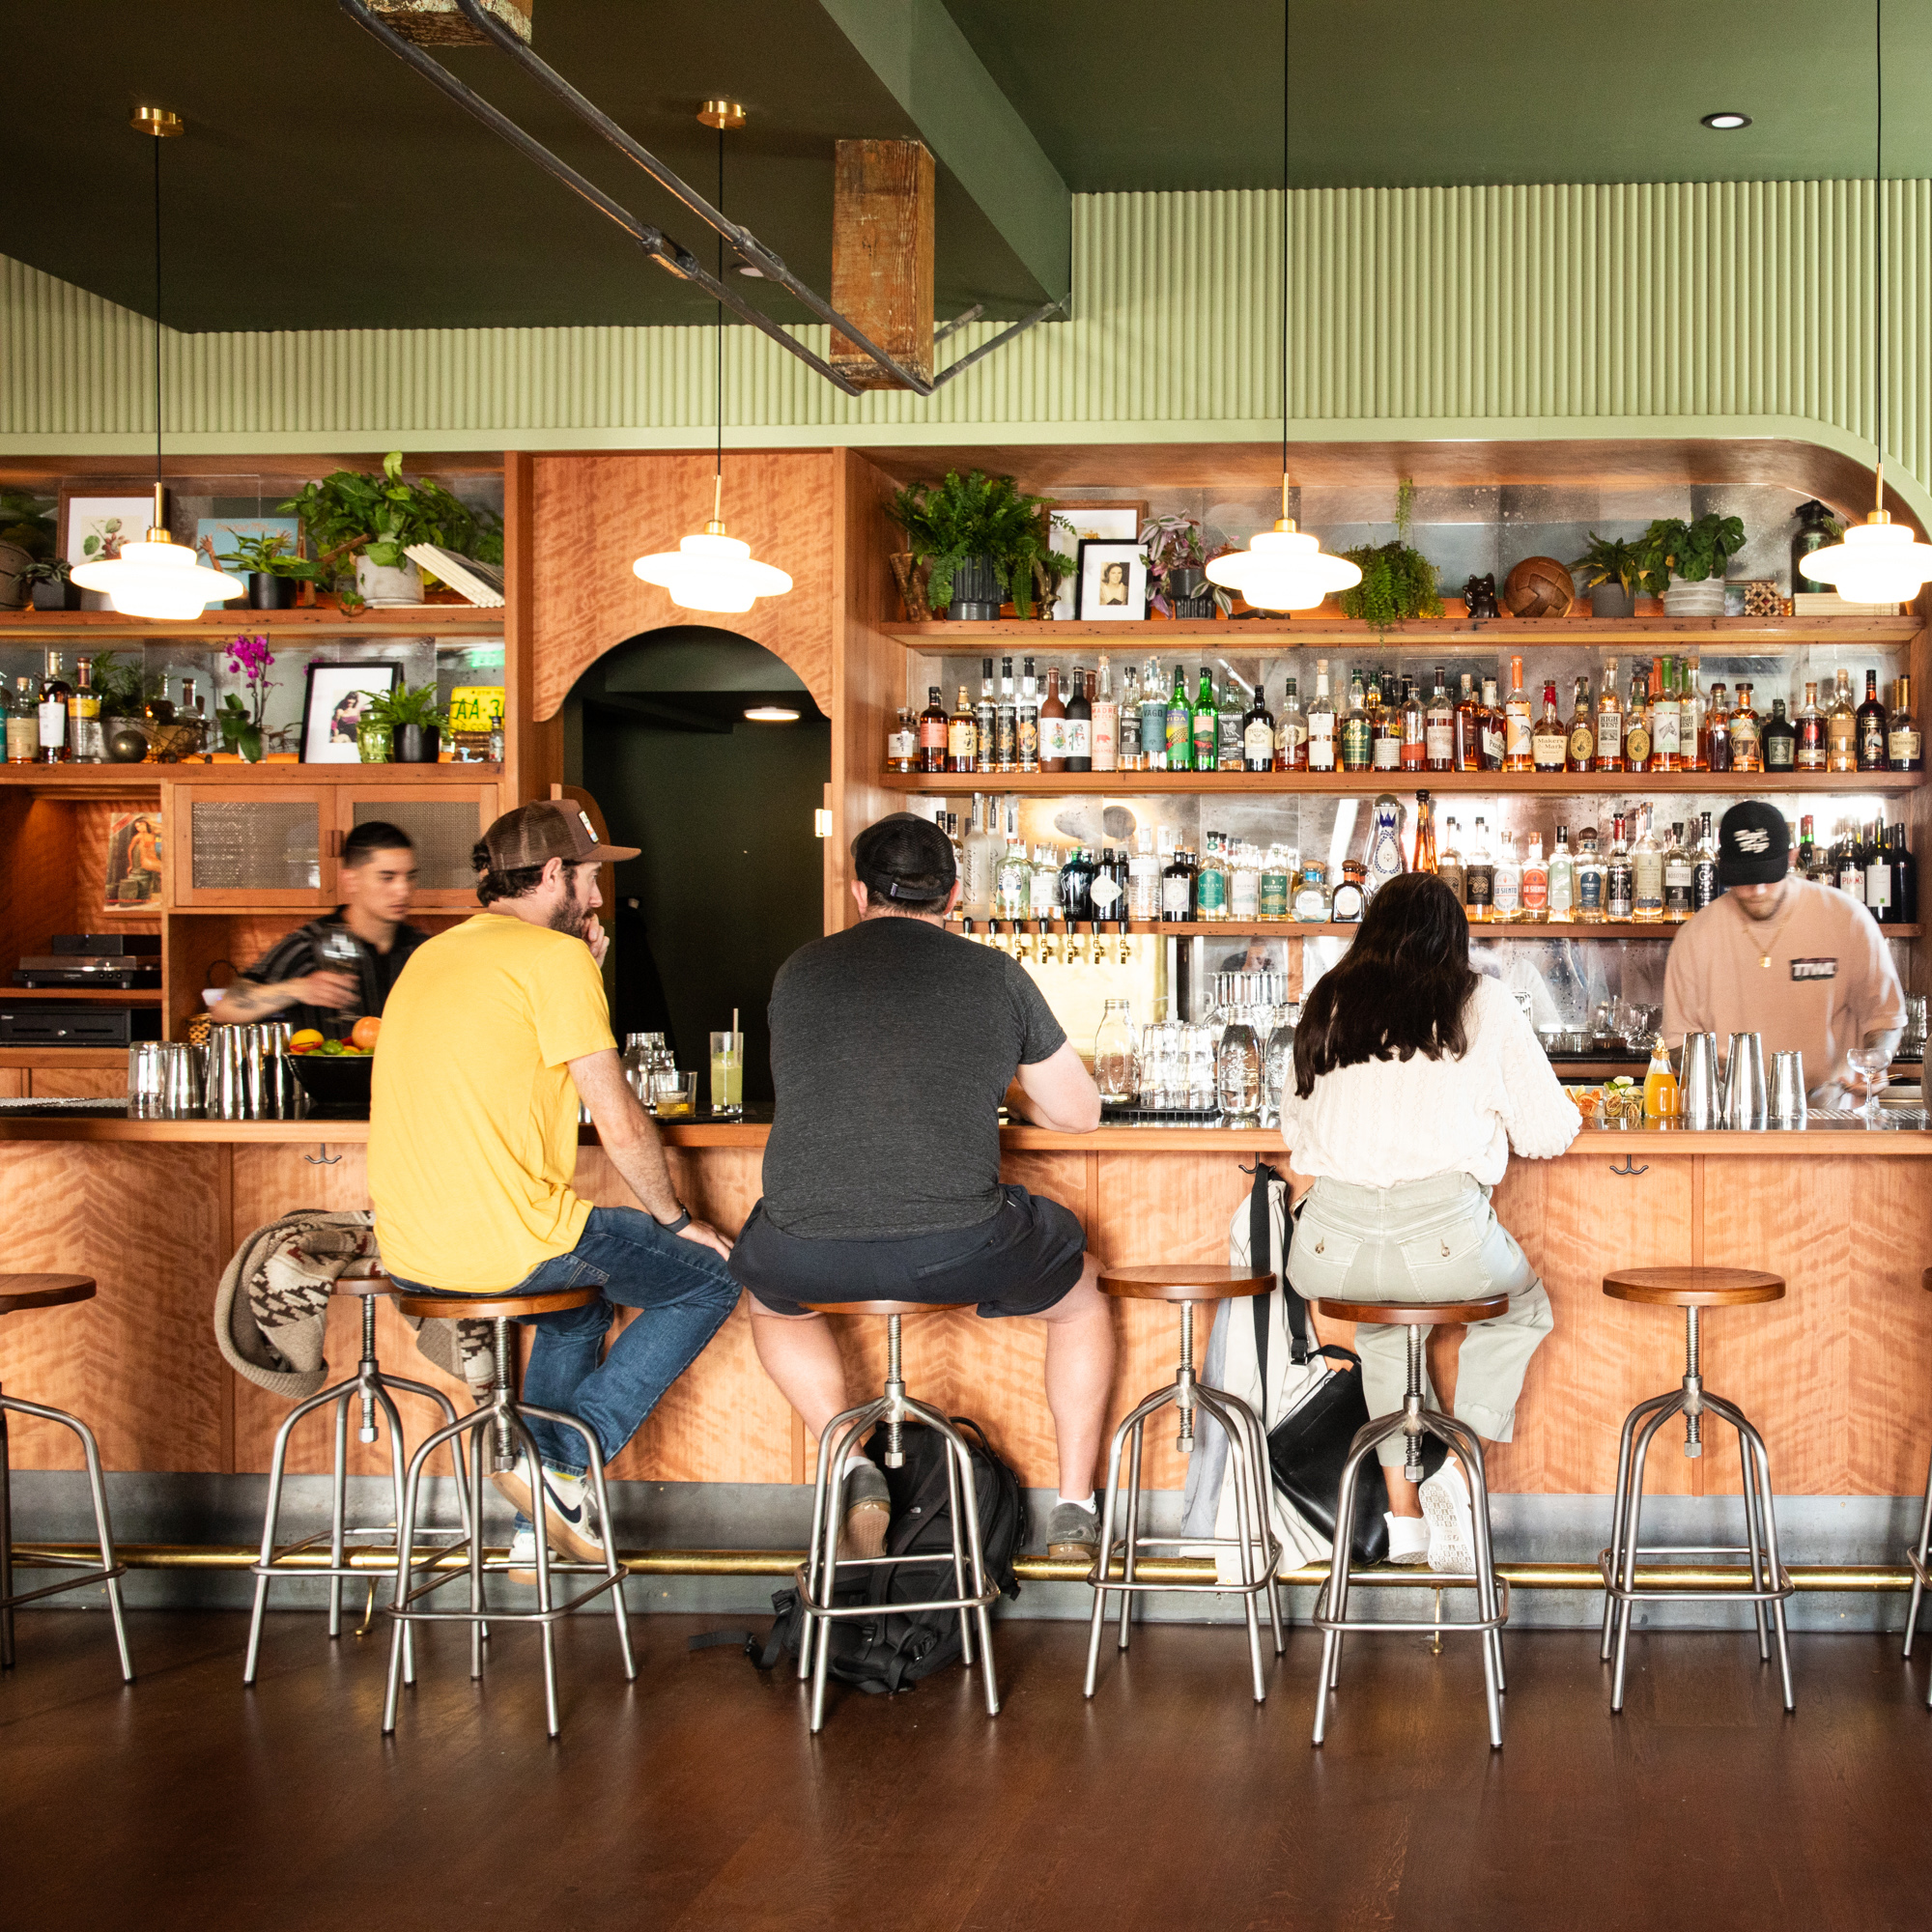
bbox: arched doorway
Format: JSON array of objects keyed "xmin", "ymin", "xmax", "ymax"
[{"xmin": 566, "ymin": 627, "xmax": 829, "ymax": 1105}]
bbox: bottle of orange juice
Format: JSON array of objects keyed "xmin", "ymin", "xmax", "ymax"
[{"xmin": 1642, "ymin": 1036, "xmax": 1680, "ymax": 1121}]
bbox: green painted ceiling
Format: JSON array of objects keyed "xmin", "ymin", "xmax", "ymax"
[{"xmin": 4, "ymin": 0, "xmax": 1930, "ymax": 335}]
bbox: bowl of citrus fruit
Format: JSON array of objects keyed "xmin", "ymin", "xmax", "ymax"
[{"xmin": 287, "ymin": 1015, "xmax": 380, "ymax": 1108}]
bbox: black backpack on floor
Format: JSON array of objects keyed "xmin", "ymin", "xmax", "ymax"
[{"xmin": 753, "ymin": 1417, "xmax": 1025, "ymax": 1695}]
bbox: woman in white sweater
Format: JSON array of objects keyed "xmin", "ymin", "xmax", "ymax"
[{"xmin": 1282, "ymin": 871, "xmax": 1580, "ymax": 1570}]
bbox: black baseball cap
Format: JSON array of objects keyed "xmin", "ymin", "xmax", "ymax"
[
  {"xmin": 852, "ymin": 812, "xmax": 956, "ymax": 905},
  {"xmin": 1716, "ymin": 801, "xmax": 1790, "ymax": 887}
]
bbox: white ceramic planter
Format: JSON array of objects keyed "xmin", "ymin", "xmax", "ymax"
[
  {"xmin": 1662, "ymin": 575, "xmax": 1727, "ymax": 617},
  {"xmin": 355, "ymin": 556, "xmax": 425, "ymax": 607}
]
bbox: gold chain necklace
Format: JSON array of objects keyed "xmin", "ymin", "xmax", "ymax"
[{"xmin": 1748, "ymin": 895, "xmax": 1800, "ymax": 969}]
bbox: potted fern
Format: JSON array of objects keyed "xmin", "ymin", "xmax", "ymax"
[
  {"xmin": 1338, "ymin": 478, "xmax": 1443, "ymax": 628},
  {"xmin": 1637, "ymin": 512, "xmax": 1747, "ymax": 616},
  {"xmin": 1571, "ymin": 533, "xmax": 1647, "ymax": 618},
  {"xmin": 888, "ymin": 470, "xmax": 1073, "ymax": 619},
  {"xmin": 365, "ymin": 681, "xmax": 446, "ymax": 764}
]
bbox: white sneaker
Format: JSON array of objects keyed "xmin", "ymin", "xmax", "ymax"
[
  {"xmin": 1384, "ymin": 1512, "xmax": 1432, "ymax": 1565},
  {"xmin": 1419, "ymin": 1461, "xmax": 1476, "ymax": 1575},
  {"xmin": 491, "ymin": 1456, "xmax": 607, "ymax": 1565}
]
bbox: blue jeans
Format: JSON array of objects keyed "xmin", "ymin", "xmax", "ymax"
[{"xmin": 395, "ymin": 1207, "xmax": 740, "ymax": 1478}]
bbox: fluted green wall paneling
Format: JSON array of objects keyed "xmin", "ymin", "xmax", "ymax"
[{"xmin": 4, "ymin": 181, "xmax": 1929, "ymax": 513}]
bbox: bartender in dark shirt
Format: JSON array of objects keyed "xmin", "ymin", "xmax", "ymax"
[
  {"xmin": 731, "ymin": 812, "xmax": 1113, "ymax": 1562},
  {"xmin": 213, "ymin": 821, "xmax": 426, "ymax": 1038}
]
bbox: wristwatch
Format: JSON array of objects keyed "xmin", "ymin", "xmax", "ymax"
[{"xmin": 658, "ymin": 1205, "xmax": 692, "ymax": 1234}]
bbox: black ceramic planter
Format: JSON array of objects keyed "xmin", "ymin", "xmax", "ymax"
[
  {"xmin": 394, "ymin": 724, "xmax": 440, "ymax": 765},
  {"xmin": 1164, "ymin": 564, "xmax": 1215, "ymax": 618},
  {"xmin": 29, "ymin": 579, "xmax": 83, "ymax": 611},
  {"xmin": 947, "ymin": 553, "xmax": 1003, "ymax": 621},
  {"xmin": 248, "ymin": 572, "xmax": 297, "ymax": 610}
]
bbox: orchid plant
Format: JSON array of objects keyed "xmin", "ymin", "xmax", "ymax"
[{"xmin": 218, "ymin": 633, "xmax": 277, "ymax": 762}]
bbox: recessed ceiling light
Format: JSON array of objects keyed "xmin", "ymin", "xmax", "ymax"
[
  {"xmin": 736, "ymin": 264, "xmax": 765, "ymax": 278},
  {"xmin": 1701, "ymin": 112, "xmax": 1751, "ymax": 129},
  {"xmin": 743, "ymin": 705, "xmax": 800, "ymax": 723}
]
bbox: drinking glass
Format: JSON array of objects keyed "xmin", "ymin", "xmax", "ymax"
[
  {"xmin": 708, "ymin": 1031, "xmax": 744, "ymax": 1118},
  {"xmin": 1093, "ymin": 1000, "xmax": 1138, "ymax": 1105},
  {"xmin": 652, "ymin": 1073, "xmax": 698, "ymax": 1120},
  {"xmin": 1847, "ymin": 1045, "xmax": 1891, "ymax": 1126}
]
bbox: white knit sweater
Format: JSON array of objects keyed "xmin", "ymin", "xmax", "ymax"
[{"xmin": 1280, "ymin": 975, "xmax": 1581, "ymax": 1188}]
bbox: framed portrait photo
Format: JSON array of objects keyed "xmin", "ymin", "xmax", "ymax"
[
  {"xmin": 1077, "ymin": 539, "xmax": 1147, "ymax": 622},
  {"xmin": 61, "ymin": 492, "xmax": 160, "ymax": 611},
  {"xmin": 1049, "ymin": 500, "xmax": 1145, "ymax": 619},
  {"xmin": 300, "ymin": 661, "xmax": 402, "ymax": 764}
]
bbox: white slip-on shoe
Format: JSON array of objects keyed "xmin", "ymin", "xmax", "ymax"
[
  {"xmin": 1419, "ymin": 1460, "xmax": 1476, "ymax": 1575},
  {"xmin": 1384, "ymin": 1512, "xmax": 1432, "ymax": 1565}
]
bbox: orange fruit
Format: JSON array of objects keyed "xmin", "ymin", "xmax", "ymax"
[{"xmin": 350, "ymin": 1015, "xmax": 382, "ymax": 1051}]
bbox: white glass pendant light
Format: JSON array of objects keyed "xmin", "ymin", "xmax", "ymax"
[
  {"xmin": 632, "ymin": 104, "xmax": 791, "ymax": 615},
  {"xmin": 1802, "ymin": 0, "xmax": 1932, "ymax": 608},
  {"xmin": 72, "ymin": 109, "xmax": 244, "ymax": 621},
  {"xmin": 1204, "ymin": 2, "xmax": 1357, "ymax": 614}
]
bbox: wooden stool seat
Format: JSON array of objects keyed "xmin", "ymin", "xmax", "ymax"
[
  {"xmin": 0, "ymin": 1275, "xmax": 96, "ymax": 1316},
  {"xmin": 1602, "ymin": 1267, "xmax": 1784, "ymax": 1308},
  {"xmin": 800, "ymin": 1298, "xmax": 941, "ymax": 1317},
  {"xmin": 1098, "ymin": 1266, "xmax": 1274, "ymax": 1303},
  {"xmin": 1317, "ymin": 1292, "xmax": 1509, "ymax": 1327},
  {"xmin": 334, "ymin": 1270, "xmax": 393, "ymax": 1298},
  {"xmin": 390, "ymin": 1286, "xmax": 600, "ymax": 1321}
]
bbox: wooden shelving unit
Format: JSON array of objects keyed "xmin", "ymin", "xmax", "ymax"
[
  {"xmin": 886, "ymin": 768, "xmax": 1923, "ymax": 796},
  {"xmin": 0, "ymin": 608, "xmax": 503, "ymax": 642},
  {"xmin": 0, "ymin": 986, "xmax": 163, "ymax": 1004},
  {"xmin": 949, "ymin": 919, "xmax": 1924, "ymax": 942},
  {"xmin": 0, "ymin": 760, "xmax": 498, "ymax": 789}
]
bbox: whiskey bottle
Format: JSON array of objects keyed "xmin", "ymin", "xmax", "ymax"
[
  {"xmin": 1478, "ymin": 678, "xmax": 1505, "ymax": 772},
  {"xmin": 1649, "ymin": 657, "xmax": 1680, "ymax": 773},
  {"xmin": 1762, "ymin": 697, "xmax": 1797, "ymax": 772},
  {"xmin": 6, "ymin": 675, "xmax": 40, "ymax": 763},
  {"xmin": 1305, "ymin": 660, "xmax": 1336, "ymax": 773},
  {"xmin": 949, "ymin": 683, "xmax": 979, "ymax": 773},
  {"xmin": 1275, "ymin": 677, "xmax": 1306, "ymax": 771},
  {"xmin": 36, "ymin": 649, "xmax": 71, "ymax": 764},
  {"xmin": 1371, "ymin": 678, "xmax": 1403, "ymax": 772},
  {"xmin": 1532, "ymin": 679, "xmax": 1566, "ymax": 773},
  {"xmin": 1889, "ymin": 673, "xmax": 1922, "ymax": 772},
  {"xmin": 1504, "ymin": 655, "xmax": 1533, "ymax": 771},
  {"xmin": 1214, "ymin": 671, "xmax": 1245, "ymax": 772},
  {"xmin": 1400, "ymin": 677, "xmax": 1426, "ymax": 773},
  {"xmin": 1340, "ymin": 673, "xmax": 1373, "ymax": 772},
  {"xmin": 1730, "ymin": 683, "xmax": 1762, "ymax": 773},
  {"xmin": 1683, "ymin": 656, "xmax": 1707, "ymax": 769},
  {"xmin": 887, "ymin": 706, "xmax": 918, "ymax": 773},
  {"xmin": 1425, "ymin": 668, "xmax": 1455, "ymax": 772},
  {"xmin": 1595, "ymin": 658, "xmax": 1624, "ymax": 773},
  {"xmin": 1705, "ymin": 682, "xmax": 1733, "ymax": 771},
  {"xmin": 1826, "ymin": 668, "xmax": 1858, "ymax": 772},
  {"xmin": 1566, "ymin": 677, "xmax": 1595, "ymax": 772},
  {"xmin": 70, "ymin": 654, "xmax": 104, "ymax": 763},
  {"xmin": 1857, "ymin": 668, "xmax": 1889, "ymax": 772},
  {"xmin": 1454, "ymin": 673, "xmax": 1481, "ymax": 771},
  {"xmin": 1622, "ymin": 668, "xmax": 1652, "ymax": 773}
]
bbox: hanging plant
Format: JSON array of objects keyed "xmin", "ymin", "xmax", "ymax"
[{"xmin": 1336, "ymin": 478, "xmax": 1443, "ymax": 627}]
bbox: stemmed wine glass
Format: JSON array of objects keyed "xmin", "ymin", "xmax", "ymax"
[{"xmin": 1847, "ymin": 1045, "xmax": 1891, "ymax": 1126}]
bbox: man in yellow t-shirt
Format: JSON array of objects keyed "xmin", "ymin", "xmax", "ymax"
[{"xmin": 371, "ymin": 800, "xmax": 737, "ymax": 1566}]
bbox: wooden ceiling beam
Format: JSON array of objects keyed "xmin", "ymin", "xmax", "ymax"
[{"xmin": 830, "ymin": 140, "xmax": 935, "ymax": 392}]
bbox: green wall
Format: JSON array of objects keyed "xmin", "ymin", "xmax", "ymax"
[{"xmin": 5, "ymin": 181, "xmax": 1930, "ymax": 520}]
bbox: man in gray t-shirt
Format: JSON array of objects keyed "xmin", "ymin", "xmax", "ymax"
[{"xmin": 733, "ymin": 814, "xmax": 1114, "ymax": 1562}]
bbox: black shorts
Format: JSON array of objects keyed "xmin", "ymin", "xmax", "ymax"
[{"xmin": 731, "ymin": 1184, "xmax": 1087, "ymax": 1320}]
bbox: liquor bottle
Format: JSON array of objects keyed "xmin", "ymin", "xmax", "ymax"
[
  {"xmin": 1463, "ymin": 817, "xmax": 1495, "ymax": 922},
  {"xmin": 1595, "ymin": 658, "xmax": 1624, "ymax": 773},
  {"xmin": 1275, "ymin": 676, "xmax": 1307, "ymax": 771},
  {"xmin": 69, "ymin": 655, "xmax": 104, "ymax": 763},
  {"xmin": 1503, "ymin": 655, "xmax": 1533, "ymax": 771},
  {"xmin": 1366, "ymin": 793, "xmax": 1406, "ymax": 895},
  {"xmin": 1532, "ymin": 679, "xmax": 1566, "ymax": 773},
  {"xmin": 1242, "ymin": 678, "xmax": 1275, "ymax": 772},
  {"xmin": 1889, "ymin": 821, "xmax": 1918, "ymax": 922},
  {"xmin": 1017, "ymin": 658, "xmax": 1041, "ymax": 772},
  {"xmin": 1826, "ymin": 668, "xmax": 1858, "ymax": 772},
  {"xmin": 1705, "ymin": 682, "xmax": 1733, "ymax": 772},
  {"xmin": 1566, "ymin": 676, "xmax": 1595, "ymax": 773},
  {"xmin": 1663, "ymin": 819, "xmax": 1694, "ymax": 922},
  {"xmin": 1215, "ymin": 672, "xmax": 1245, "ymax": 773},
  {"xmin": 1478, "ymin": 678, "xmax": 1505, "ymax": 772},
  {"xmin": 961, "ymin": 794, "xmax": 1000, "ymax": 918},
  {"xmin": 1437, "ymin": 817, "xmax": 1465, "ymax": 906},
  {"xmin": 1399, "ymin": 677, "xmax": 1426, "ymax": 773},
  {"xmin": 1890, "ymin": 673, "xmax": 1922, "ymax": 772},
  {"xmin": 1038, "ymin": 668, "xmax": 1068, "ymax": 772},
  {"xmin": 1191, "ymin": 666, "xmax": 1220, "ymax": 774},
  {"xmin": 1605, "ymin": 814, "xmax": 1635, "ymax": 921},
  {"xmin": 1058, "ymin": 843, "xmax": 1095, "ymax": 923},
  {"xmin": 1798, "ymin": 813, "xmax": 1817, "ymax": 879},
  {"xmin": 1228, "ymin": 839, "xmax": 1261, "ymax": 921},
  {"xmin": 1793, "ymin": 680, "xmax": 1824, "ymax": 770},
  {"xmin": 1165, "ymin": 665, "xmax": 1194, "ymax": 773},
  {"xmin": 1425, "ymin": 668, "xmax": 1455, "ymax": 772},
  {"xmin": 995, "ymin": 798, "xmax": 1031, "ymax": 923},
  {"xmin": 1575, "ymin": 825, "xmax": 1606, "ymax": 924},
  {"xmin": 1838, "ymin": 822, "xmax": 1865, "ymax": 904},
  {"xmin": 1763, "ymin": 697, "xmax": 1796, "ymax": 772},
  {"xmin": 1064, "ymin": 668, "xmax": 1093, "ymax": 773},
  {"xmin": 1371, "ymin": 678, "xmax": 1402, "ymax": 771},
  {"xmin": 1520, "ymin": 834, "xmax": 1548, "ymax": 923},
  {"xmin": 993, "ymin": 657, "xmax": 1017, "ymax": 773},
  {"xmin": 1643, "ymin": 1037, "xmax": 1681, "ymax": 1122},
  {"xmin": 1730, "ymin": 683, "xmax": 1761, "ymax": 773},
  {"xmin": 1683, "ymin": 656, "xmax": 1707, "ymax": 770},
  {"xmin": 6, "ymin": 675, "xmax": 40, "ymax": 763},
  {"xmin": 1454, "ymin": 673, "xmax": 1481, "ymax": 771},
  {"xmin": 949, "ymin": 683, "xmax": 979, "ymax": 773},
  {"xmin": 1691, "ymin": 810, "xmax": 1721, "ymax": 911},
  {"xmin": 1032, "ymin": 843, "xmax": 1062, "ymax": 924},
  {"xmin": 1160, "ymin": 843, "xmax": 1195, "ymax": 922},
  {"xmin": 1127, "ymin": 825, "xmax": 1162, "ymax": 921},
  {"xmin": 975, "ymin": 658, "xmax": 997, "ymax": 769},
  {"xmin": 1117, "ymin": 664, "xmax": 1142, "ymax": 772},
  {"xmin": 1341, "ymin": 673, "xmax": 1373, "ymax": 772},
  {"xmin": 1305, "ymin": 660, "xmax": 1337, "ymax": 773},
  {"xmin": 1260, "ymin": 845, "xmax": 1293, "ymax": 920},
  {"xmin": 1649, "ymin": 656, "xmax": 1680, "ymax": 773},
  {"xmin": 36, "ymin": 649, "xmax": 71, "ymax": 765},
  {"xmin": 1547, "ymin": 826, "xmax": 1576, "ymax": 923},
  {"xmin": 1128, "ymin": 661, "xmax": 1159, "ymax": 773},
  {"xmin": 887, "ymin": 706, "xmax": 918, "ymax": 773},
  {"xmin": 1631, "ymin": 807, "xmax": 1664, "ymax": 922},
  {"xmin": 1412, "ymin": 789, "xmax": 1438, "ymax": 874},
  {"xmin": 1857, "ymin": 668, "xmax": 1889, "ymax": 772},
  {"xmin": 1622, "ymin": 667, "xmax": 1652, "ymax": 774},
  {"xmin": 1866, "ymin": 812, "xmax": 1894, "ymax": 922},
  {"xmin": 1091, "ymin": 655, "xmax": 1119, "ymax": 773}
]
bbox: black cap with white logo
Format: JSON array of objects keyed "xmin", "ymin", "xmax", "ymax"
[{"xmin": 1715, "ymin": 800, "xmax": 1790, "ymax": 887}]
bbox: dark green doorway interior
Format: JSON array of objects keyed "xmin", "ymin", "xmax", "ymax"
[{"xmin": 572, "ymin": 628, "xmax": 829, "ymax": 1106}]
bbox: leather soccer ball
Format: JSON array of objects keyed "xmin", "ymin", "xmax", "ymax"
[{"xmin": 1502, "ymin": 555, "xmax": 1577, "ymax": 618}]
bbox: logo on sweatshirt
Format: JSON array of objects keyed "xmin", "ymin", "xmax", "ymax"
[{"xmin": 1790, "ymin": 957, "xmax": 1836, "ymax": 980}]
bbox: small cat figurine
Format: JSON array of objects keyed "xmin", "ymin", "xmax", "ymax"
[{"xmin": 1463, "ymin": 572, "xmax": 1499, "ymax": 619}]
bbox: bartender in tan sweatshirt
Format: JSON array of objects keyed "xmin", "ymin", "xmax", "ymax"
[{"xmin": 1663, "ymin": 801, "xmax": 1905, "ymax": 1106}]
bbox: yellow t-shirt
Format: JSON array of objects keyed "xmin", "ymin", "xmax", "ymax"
[{"xmin": 369, "ymin": 913, "xmax": 615, "ymax": 1292}]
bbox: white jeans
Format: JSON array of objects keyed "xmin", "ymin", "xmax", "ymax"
[{"xmin": 1286, "ymin": 1172, "xmax": 1553, "ymax": 1469}]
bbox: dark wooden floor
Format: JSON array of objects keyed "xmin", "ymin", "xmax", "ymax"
[{"xmin": 4, "ymin": 1607, "xmax": 1932, "ymax": 1929}]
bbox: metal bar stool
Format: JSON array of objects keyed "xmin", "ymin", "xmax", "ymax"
[
  {"xmin": 0, "ymin": 1275, "xmax": 132, "ymax": 1682},
  {"xmin": 1902, "ymin": 1267, "xmax": 1932, "ymax": 1677},
  {"xmin": 383, "ymin": 1285, "xmax": 635, "ymax": 1739},
  {"xmin": 1085, "ymin": 1265, "xmax": 1284, "ymax": 1703},
  {"xmin": 1310, "ymin": 1293, "xmax": 1512, "ymax": 1750},
  {"xmin": 1599, "ymin": 1266, "xmax": 1794, "ymax": 1715},
  {"xmin": 796, "ymin": 1300, "xmax": 1001, "ymax": 1734},
  {"xmin": 243, "ymin": 1269, "xmax": 474, "ymax": 1685}
]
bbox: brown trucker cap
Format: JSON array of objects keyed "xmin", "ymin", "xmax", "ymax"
[{"xmin": 482, "ymin": 799, "xmax": 639, "ymax": 870}]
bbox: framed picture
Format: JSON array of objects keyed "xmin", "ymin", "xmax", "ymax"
[
  {"xmin": 300, "ymin": 661, "xmax": 402, "ymax": 764},
  {"xmin": 1049, "ymin": 500, "xmax": 1145, "ymax": 619},
  {"xmin": 195, "ymin": 516, "xmax": 300, "ymax": 608},
  {"xmin": 61, "ymin": 492, "xmax": 159, "ymax": 612},
  {"xmin": 102, "ymin": 811, "xmax": 164, "ymax": 910},
  {"xmin": 1077, "ymin": 539, "xmax": 1147, "ymax": 621}
]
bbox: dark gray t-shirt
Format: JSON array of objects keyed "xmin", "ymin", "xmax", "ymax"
[{"xmin": 760, "ymin": 917, "xmax": 1067, "ymax": 1238}]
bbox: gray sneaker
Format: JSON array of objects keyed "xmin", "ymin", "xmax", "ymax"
[
  {"xmin": 1046, "ymin": 1499, "xmax": 1101, "ymax": 1561},
  {"xmin": 839, "ymin": 1461, "xmax": 893, "ymax": 1560}
]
